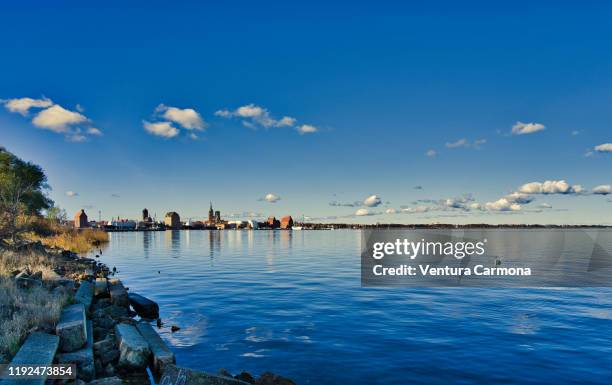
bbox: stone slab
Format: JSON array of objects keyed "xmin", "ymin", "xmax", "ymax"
[
  {"xmin": 75, "ymin": 281, "xmax": 94, "ymax": 309},
  {"xmin": 136, "ymin": 322, "xmax": 175, "ymax": 374},
  {"xmin": 129, "ymin": 293, "xmax": 159, "ymax": 319},
  {"xmin": 56, "ymin": 303, "xmax": 87, "ymax": 352},
  {"xmin": 114, "ymin": 323, "xmax": 151, "ymax": 369},
  {"xmin": 108, "ymin": 279, "xmax": 128, "ymax": 308},
  {"xmin": 0, "ymin": 333, "xmax": 59, "ymax": 385},
  {"xmin": 56, "ymin": 321, "xmax": 95, "ymax": 381},
  {"xmin": 159, "ymin": 365, "xmax": 250, "ymax": 385}
]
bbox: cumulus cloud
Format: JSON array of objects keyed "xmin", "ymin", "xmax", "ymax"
[
  {"xmin": 329, "ymin": 201, "xmax": 361, "ymax": 207},
  {"xmin": 385, "ymin": 208, "xmax": 398, "ymax": 214},
  {"xmin": 65, "ymin": 191, "xmax": 79, "ymax": 197},
  {"xmin": 504, "ymin": 192, "xmax": 534, "ymax": 204},
  {"xmin": 215, "ymin": 103, "xmax": 319, "ymax": 136},
  {"xmin": 593, "ymin": 185, "xmax": 612, "ymax": 195},
  {"xmin": 363, "ymin": 195, "xmax": 382, "ymax": 207},
  {"xmin": 518, "ymin": 180, "xmax": 582, "ymax": 195},
  {"xmin": 260, "ymin": 193, "xmax": 281, "ymax": 203},
  {"xmin": 297, "ymin": 124, "xmax": 318, "ymax": 134},
  {"xmin": 402, "ymin": 206, "xmax": 430, "ymax": 214},
  {"xmin": 2, "ymin": 96, "xmax": 101, "ymax": 141},
  {"xmin": 3, "ymin": 97, "xmax": 53, "ymax": 115},
  {"xmin": 355, "ymin": 208, "xmax": 373, "ymax": 216},
  {"xmin": 511, "ymin": 121, "xmax": 545, "ymax": 135},
  {"xmin": 425, "ymin": 149, "xmax": 437, "ymax": 157},
  {"xmin": 485, "ymin": 198, "xmax": 522, "ymax": 212},
  {"xmin": 594, "ymin": 143, "xmax": 612, "ymax": 153},
  {"xmin": 215, "ymin": 104, "xmax": 296, "ymax": 129},
  {"xmin": 539, "ymin": 203, "xmax": 552, "ymax": 209},
  {"xmin": 143, "ymin": 121, "xmax": 179, "ymax": 138},
  {"xmin": 155, "ymin": 104, "xmax": 206, "ymax": 130},
  {"xmin": 32, "ymin": 105, "xmax": 88, "ymax": 133}
]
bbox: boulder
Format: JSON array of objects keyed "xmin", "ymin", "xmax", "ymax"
[
  {"xmin": 136, "ymin": 322, "xmax": 175, "ymax": 374},
  {"xmin": 56, "ymin": 304, "xmax": 88, "ymax": 352},
  {"xmin": 108, "ymin": 279, "xmax": 129, "ymax": 308},
  {"xmin": 114, "ymin": 323, "xmax": 151, "ymax": 369},
  {"xmin": 159, "ymin": 365, "xmax": 251, "ymax": 385},
  {"xmin": 94, "ymin": 278, "xmax": 108, "ymax": 297},
  {"xmin": 93, "ymin": 336, "xmax": 119, "ymax": 366},
  {"xmin": 56, "ymin": 321, "xmax": 95, "ymax": 381},
  {"xmin": 129, "ymin": 293, "xmax": 159, "ymax": 319},
  {"xmin": 75, "ymin": 281, "xmax": 94, "ymax": 310},
  {"xmin": 1, "ymin": 332, "xmax": 59, "ymax": 385},
  {"xmin": 255, "ymin": 372, "xmax": 296, "ymax": 385}
]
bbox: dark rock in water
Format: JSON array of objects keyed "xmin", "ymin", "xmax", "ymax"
[
  {"xmin": 171, "ymin": 325, "xmax": 180, "ymax": 332},
  {"xmin": 235, "ymin": 372, "xmax": 256, "ymax": 384},
  {"xmin": 156, "ymin": 318, "xmax": 163, "ymax": 328},
  {"xmin": 160, "ymin": 364, "xmax": 251, "ymax": 385},
  {"xmin": 129, "ymin": 293, "xmax": 159, "ymax": 319},
  {"xmin": 255, "ymin": 372, "xmax": 296, "ymax": 385}
]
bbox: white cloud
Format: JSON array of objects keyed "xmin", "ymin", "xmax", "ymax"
[
  {"xmin": 355, "ymin": 208, "xmax": 372, "ymax": 216},
  {"xmin": 402, "ymin": 206, "xmax": 430, "ymax": 214},
  {"xmin": 445, "ymin": 138, "xmax": 486, "ymax": 149},
  {"xmin": 485, "ymin": 198, "xmax": 522, "ymax": 212},
  {"xmin": 143, "ymin": 121, "xmax": 179, "ymax": 138},
  {"xmin": 3, "ymin": 97, "xmax": 53, "ymax": 115},
  {"xmin": 298, "ymin": 124, "xmax": 318, "ymax": 134},
  {"xmin": 262, "ymin": 193, "xmax": 281, "ymax": 203},
  {"xmin": 511, "ymin": 121, "xmax": 545, "ymax": 135},
  {"xmin": 593, "ymin": 185, "xmax": 612, "ymax": 195},
  {"xmin": 425, "ymin": 149, "xmax": 437, "ymax": 157},
  {"xmin": 87, "ymin": 127, "xmax": 103, "ymax": 136},
  {"xmin": 3, "ymin": 96, "xmax": 102, "ymax": 142},
  {"xmin": 363, "ymin": 195, "xmax": 382, "ymax": 207},
  {"xmin": 385, "ymin": 208, "xmax": 398, "ymax": 214},
  {"xmin": 32, "ymin": 104, "xmax": 88, "ymax": 133},
  {"xmin": 215, "ymin": 103, "xmax": 316, "ymax": 135},
  {"xmin": 518, "ymin": 180, "xmax": 582, "ymax": 195},
  {"xmin": 594, "ymin": 143, "xmax": 612, "ymax": 153},
  {"xmin": 504, "ymin": 192, "xmax": 534, "ymax": 204},
  {"xmin": 539, "ymin": 203, "xmax": 552, "ymax": 209},
  {"xmin": 65, "ymin": 191, "xmax": 79, "ymax": 197},
  {"xmin": 445, "ymin": 139, "xmax": 469, "ymax": 148},
  {"xmin": 155, "ymin": 104, "xmax": 206, "ymax": 130}
]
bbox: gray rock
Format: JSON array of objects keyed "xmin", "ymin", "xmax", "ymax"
[
  {"xmin": 1, "ymin": 332, "xmax": 59, "ymax": 385},
  {"xmin": 114, "ymin": 323, "xmax": 151, "ymax": 369},
  {"xmin": 94, "ymin": 278, "xmax": 108, "ymax": 297},
  {"xmin": 57, "ymin": 321, "xmax": 95, "ymax": 381},
  {"xmin": 56, "ymin": 304, "xmax": 88, "ymax": 352},
  {"xmin": 93, "ymin": 336, "xmax": 119, "ymax": 366},
  {"xmin": 108, "ymin": 279, "xmax": 128, "ymax": 308},
  {"xmin": 75, "ymin": 281, "xmax": 94, "ymax": 310},
  {"xmin": 136, "ymin": 322, "xmax": 175, "ymax": 374},
  {"xmin": 128, "ymin": 293, "xmax": 159, "ymax": 319},
  {"xmin": 159, "ymin": 365, "xmax": 251, "ymax": 385}
]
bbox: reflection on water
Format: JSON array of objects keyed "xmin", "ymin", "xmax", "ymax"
[{"xmin": 95, "ymin": 230, "xmax": 612, "ymax": 385}]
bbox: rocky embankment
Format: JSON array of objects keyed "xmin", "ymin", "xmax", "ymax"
[{"xmin": 1, "ymin": 243, "xmax": 296, "ymax": 385}]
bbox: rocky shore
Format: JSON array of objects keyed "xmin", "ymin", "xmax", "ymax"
[{"xmin": 1, "ymin": 242, "xmax": 296, "ymax": 385}]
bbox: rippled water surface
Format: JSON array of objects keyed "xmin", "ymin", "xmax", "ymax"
[{"xmin": 97, "ymin": 230, "xmax": 612, "ymax": 384}]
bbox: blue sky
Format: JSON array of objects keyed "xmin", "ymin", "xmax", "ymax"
[{"xmin": 1, "ymin": 1, "xmax": 611, "ymax": 224}]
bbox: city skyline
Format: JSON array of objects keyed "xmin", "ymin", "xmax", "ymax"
[{"xmin": 1, "ymin": 1, "xmax": 611, "ymax": 224}]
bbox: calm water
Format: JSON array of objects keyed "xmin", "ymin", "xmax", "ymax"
[{"xmin": 96, "ymin": 230, "xmax": 612, "ymax": 384}]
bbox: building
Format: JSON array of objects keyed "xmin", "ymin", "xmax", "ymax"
[
  {"xmin": 165, "ymin": 212, "xmax": 181, "ymax": 229},
  {"xmin": 107, "ymin": 219, "xmax": 137, "ymax": 230},
  {"xmin": 142, "ymin": 208, "xmax": 150, "ymax": 221},
  {"xmin": 215, "ymin": 210, "xmax": 221, "ymax": 223},
  {"xmin": 247, "ymin": 220, "xmax": 259, "ymax": 230},
  {"xmin": 208, "ymin": 202, "xmax": 214, "ymax": 224},
  {"xmin": 74, "ymin": 209, "xmax": 89, "ymax": 228},
  {"xmin": 280, "ymin": 215, "xmax": 294, "ymax": 229},
  {"xmin": 267, "ymin": 216, "xmax": 280, "ymax": 228}
]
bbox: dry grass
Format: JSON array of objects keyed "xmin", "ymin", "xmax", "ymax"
[
  {"xmin": 0, "ymin": 250, "xmax": 70, "ymax": 364},
  {"xmin": 37, "ymin": 228, "xmax": 109, "ymax": 254}
]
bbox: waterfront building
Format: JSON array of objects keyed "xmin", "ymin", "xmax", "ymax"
[
  {"xmin": 215, "ymin": 210, "xmax": 221, "ymax": 222},
  {"xmin": 143, "ymin": 208, "xmax": 149, "ymax": 221},
  {"xmin": 165, "ymin": 212, "xmax": 181, "ymax": 229},
  {"xmin": 107, "ymin": 219, "xmax": 137, "ymax": 230},
  {"xmin": 267, "ymin": 216, "xmax": 280, "ymax": 228},
  {"xmin": 74, "ymin": 209, "xmax": 89, "ymax": 228},
  {"xmin": 281, "ymin": 216, "xmax": 294, "ymax": 229},
  {"xmin": 208, "ymin": 202, "xmax": 214, "ymax": 223},
  {"xmin": 247, "ymin": 220, "xmax": 259, "ymax": 230}
]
